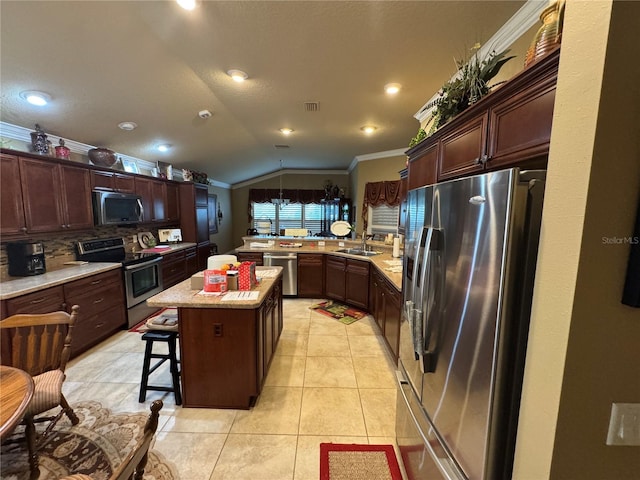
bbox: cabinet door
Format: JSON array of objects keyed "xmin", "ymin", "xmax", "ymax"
[
  {"xmin": 408, "ymin": 143, "xmax": 438, "ymax": 190},
  {"xmin": 19, "ymin": 157, "xmax": 65, "ymax": 233},
  {"xmin": 438, "ymin": 112, "xmax": 488, "ymax": 180},
  {"xmin": 151, "ymin": 180, "xmax": 167, "ymax": 221},
  {"xmin": 383, "ymin": 280, "xmax": 401, "ymax": 359},
  {"xmin": 195, "ymin": 184, "xmax": 209, "ymax": 207},
  {"xmin": 237, "ymin": 252, "xmax": 264, "ymax": 265},
  {"xmin": 197, "ymin": 242, "xmax": 211, "ymax": 271},
  {"xmin": 135, "ymin": 177, "xmax": 154, "ymax": 222},
  {"xmin": 369, "ymin": 270, "xmax": 385, "ymax": 331},
  {"xmin": 297, "ymin": 253, "xmax": 324, "ymax": 298},
  {"xmin": 195, "ymin": 207, "xmax": 209, "ymax": 243},
  {"xmin": 114, "ymin": 173, "xmax": 135, "ymax": 193},
  {"xmin": 166, "ymin": 182, "xmax": 180, "ymax": 222},
  {"xmin": 91, "ymin": 170, "xmax": 116, "ymax": 191},
  {"xmin": 345, "ymin": 259, "xmax": 369, "ymax": 310},
  {"xmin": 0, "ymin": 154, "xmax": 26, "ymax": 235},
  {"xmin": 60, "ymin": 164, "xmax": 93, "ymax": 230},
  {"xmin": 162, "ymin": 251, "xmax": 187, "ymax": 288},
  {"xmin": 487, "ymin": 78, "xmax": 556, "ymax": 169},
  {"xmin": 185, "ymin": 247, "xmax": 198, "ymax": 277},
  {"xmin": 6, "ymin": 286, "xmax": 65, "ymax": 315},
  {"xmin": 325, "ymin": 256, "xmax": 346, "ymax": 301}
]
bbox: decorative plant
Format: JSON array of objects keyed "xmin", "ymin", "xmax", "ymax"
[
  {"xmin": 408, "ymin": 128, "xmax": 427, "ymax": 148},
  {"xmin": 424, "ymin": 44, "xmax": 515, "ymax": 136}
]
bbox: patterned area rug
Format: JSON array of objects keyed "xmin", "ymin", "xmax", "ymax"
[
  {"xmin": 310, "ymin": 301, "xmax": 367, "ymax": 325},
  {"xmin": 1, "ymin": 401, "xmax": 179, "ymax": 480},
  {"xmin": 320, "ymin": 443, "xmax": 403, "ymax": 480}
]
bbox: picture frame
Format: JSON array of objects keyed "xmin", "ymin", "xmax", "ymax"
[{"xmin": 208, "ymin": 194, "xmax": 218, "ymax": 234}]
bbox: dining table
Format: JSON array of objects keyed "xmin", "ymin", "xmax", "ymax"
[{"xmin": 0, "ymin": 365, "xmax": 34, "ymax": 440}]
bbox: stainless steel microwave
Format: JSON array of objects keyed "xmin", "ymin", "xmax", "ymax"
[{"xmin": 92, "ymin": 191, "xmax": 144, "ymax": 226}]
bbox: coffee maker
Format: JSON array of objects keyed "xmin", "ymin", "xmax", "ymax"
[{"xmin": 7, "ymin": 242, "xmax": 46, "ymax": 276}]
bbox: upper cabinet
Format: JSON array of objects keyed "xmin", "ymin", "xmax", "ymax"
[
  {"xmin": 1, "ymin": 154, "xmax": 93, "ymax": 236},
  {"xmin": 406, "ymin": 49, "xmax": 559, "ymax": 189},
  {"xmin": 91, "ymin": 170, "xmax": 136, "ymax": 193},
  {"xmin": 135, "ymin": 176, "xmax": 180, "ymax": 224}
]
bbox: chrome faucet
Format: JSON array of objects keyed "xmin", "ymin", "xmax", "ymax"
[{"xmin": 361, "ymin": 232, "xmax": 369, "ymax": 251}]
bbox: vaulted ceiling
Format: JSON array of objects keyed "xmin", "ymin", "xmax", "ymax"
[{"xmin": 1, "ymin": 1, "xmax": 528, "ymax": 185}]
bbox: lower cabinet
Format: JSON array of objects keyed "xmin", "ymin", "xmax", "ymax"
[
  {"xmin": 2, "ymin": 269, "xmax": 126, "ymax": 358},
  {"xmin": 325, "ymin": 256, "xmax": 346, "ymax": 301},
  {"xmin": 162, "ymin": 250, "xmax": 188, "ymax": 288},
  {"xmin": 345, "ymin": 259, "xmax": 369, "ymax": 310},
  {"xmin": 63, "ymin": 270, "xmax": 126, "ymax": 356},
  {"xmin": 196, "ymin": 241, "xmax": 211, "ymax": 271},
  {"xmin": 185, "ymin": 246, "xmax": 198, "ymax": 277},
  {"xmin": 297, "ymin": 253, "xmax": 324, "ymax": 297},
  {"xmin": 369, "ymin": 268, "xmax": 401, "ymax": 360}
]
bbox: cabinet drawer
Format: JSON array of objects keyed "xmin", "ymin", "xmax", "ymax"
[
  {"xmin": 6, "ymin": 286, "xmax": 65, "ymax": 315},
  {"xmin": 72, "ymin": 304, "xmax": 125, "ymax": 355},
  {"xmin": 163, "ymin": 252, "xmax": 187, "ymax": 288},
  {"xmin": 298, "ymin": 253, "xmax": 323, "ymax": 266},
  {"xmin": 64, "ymin": 281, "xmax": 124, "ymax": 321},
  {"xmin": 237, "ymin": 252, "xmax": 264, "ymax": 265},
  {"xmin": 64, "ymin": 269, "xmax": 121, "ymax": 293}
]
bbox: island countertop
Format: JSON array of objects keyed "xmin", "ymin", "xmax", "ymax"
[{"xmin": 146, "ymin": 266, "xmax": 283, "ymax": 309}]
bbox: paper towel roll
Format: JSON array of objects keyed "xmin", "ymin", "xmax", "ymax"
[{"xmin": 393, "ymin": 237, "xmax": 401, "ymax": 258}]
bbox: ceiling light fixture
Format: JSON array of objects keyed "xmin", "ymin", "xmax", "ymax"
[
  {"xmin": 20, "ymin": 90, "xmax": 51, "ymax": 106},
  {"xmin": 118, "ymin": 121, "xmax": 137, "ymax": 131},
  {"xmin": 279, "ymin": 128, "xmax": 294, "ymax": 135},
  {"xmin": 157, "ymin": 144, "xmax": 172, "ymax": 152},
  {"xmin": 227, "ymin": 69, "xmax": 248, "ymax": 83},
  {"xmin": 384, "ymin": 83, "xmax": 402, "ymax": 95},
  {"xmin": 176, "ymin": 0, "xmax": 197, "ymax": 10},
  {"xmin": 360, "ymin": 125, "xmax": 378, "ymax": 135}
]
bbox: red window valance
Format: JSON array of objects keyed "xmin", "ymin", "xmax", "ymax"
[{"xmin": 361, "ymin": 180, "xmax": 406, "ymax": 230}]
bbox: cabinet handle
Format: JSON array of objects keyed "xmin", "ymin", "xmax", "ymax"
[
  {"xmin": 29, "ymin": 297, "xmax": 46, "ymax": 304},
  {"xmin": 95, "ymin": 322, "xmax": 105, "ymax": 329},
  {"xmin": 21, "ymin": 227, "xmax": 28, "ymax": 232},
  {"xmin": 91, "ymin": 280, "xmax": 102, "ymax": 285},
  {"xmin": 93, "ymin": 297, "xmax": 105, "ymax": 304}
]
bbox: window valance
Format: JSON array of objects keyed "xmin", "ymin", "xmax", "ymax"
[
  {"xmin": 247, "ymin": 188, "xmax": 327, "ymax": 222},
  {"xmin": 361, "ymin": 180, "xmax": 406, "ymax": 230}
]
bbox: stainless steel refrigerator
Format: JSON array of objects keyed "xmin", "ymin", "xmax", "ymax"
[{"xmin": 396, "ymin": 168, "xmax": 546, "ymax": 480}]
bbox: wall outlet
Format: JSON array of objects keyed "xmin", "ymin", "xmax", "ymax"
[
  {"xmin": 318, "ymin": 241, "xmax": 325, "ymax": 247},
  {"xmin": 338, "ymin": 242, "xmax": 345, "ymax": 247},
  {"xmin": 606, "ymin": 403, "xmax": 640, "ymax": 445}
]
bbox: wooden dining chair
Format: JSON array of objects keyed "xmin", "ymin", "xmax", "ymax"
[
  {"xmin": 0, "ymin": 305, "xmax": 80, "ymax": 479},
  {"xmin": 58, "ymin": 400, "xmax": 164, "ymax": 480}
]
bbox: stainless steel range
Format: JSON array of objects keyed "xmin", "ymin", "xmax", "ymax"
[{"xmin": 76, "ymin": 237, "xmax": 163, "ymax": 328}]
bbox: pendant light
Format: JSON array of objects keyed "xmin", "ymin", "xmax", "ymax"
[{"xmin": 271, "ymin": 160, "xmax": 290, "ymax": 209}]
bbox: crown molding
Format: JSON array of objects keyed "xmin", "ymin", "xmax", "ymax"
[
  {"xmin": 348, "ymin": 148, "xmax": 407, "ymax": 172},
  {"xmin": 414, "ymin": 0, "xmax": 547, "ymax": 123}
]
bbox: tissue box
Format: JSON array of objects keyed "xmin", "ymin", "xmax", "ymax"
[
  {"xmin": 190, "ymin": 271, "xmax": 204, "ymax": 290},
  {"xmin": 238, "ymin": 262, "xmax": 257, "ymax": 290}
]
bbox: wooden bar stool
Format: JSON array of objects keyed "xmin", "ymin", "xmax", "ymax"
[{"xmin": 138, "ymin": 331, "xmax": 182, "ymax": 405}]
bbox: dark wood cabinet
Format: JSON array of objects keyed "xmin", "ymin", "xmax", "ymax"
[
  {"xmin": 197, "ymin": 242, "xmax": 211, "ymax": 271},
  {"xmin": 407, "ymin": 142, "xmax": 438, "ymax": 191},
  {"xmin": 151, "ymin": 180, "xmax": 167, "ymax": 222},
  {"xmin": 438, "ymin": 112, "xmax": 488, "ymax": 180},
  {"xmin": 406, "ymin": 49, "xmax": 559, "ymax": 189},
  {"xmin": 297, "ymin": 253, "xmax": 324, "ymax": 297},
  {"xmin": 162, "ymin": 250, "xmax": 188, "ymax": 289},
  {"xmin": 63, "ymin": 269, "xmax": 126, "ymax": 356},
  {"xmin": 185, "ymin": 246, "xmax": 198, "ymax": 277},
  {"xmin": 325, "ymin": 256, "xmax": 346, "ymax": 301},
  {"xmin": 179, "ymin": 184, "xmax": 209, "ymax": 267},
  {"xmin": 135, "ymin": 177, "xmax": 175, "ymax": 224},
  {"xmin": 237, "ymin": 252, "xmax": 264, "ymax": 265},
  {"xmin": 0, "ymin": 154, "xmax": 26, "ymax": 235},
  {"xmin": 91, "ymin": 170, "xmax": 135, "ymax": 193},
  {"xmin": 178, "ymin": 277, "xmax": 282, "ymax": 408},
  {"xmin": 166, "ymin": 182, "xmax": 180, "ymax": 222},
  {"xmin": 60, "ymin": 164, "xmax": 94, "ymax": 230},
  {"xmin": 135, "ymin": 177, "xmax": 154, "ymax": 222},
  {"xmin": 345, "ymin": 259, "xmax": 369, "ymax": 310},
  {"xmin": 19, "ymin": 157, "xmax": 93, "ymax": 234},
  {"xmin": 368, "ymin": 267, "xmax": 401, "ymax": 359},
  {"xmin": 5, "ymin": 286, "xmax": 65, "ymax": 316}
]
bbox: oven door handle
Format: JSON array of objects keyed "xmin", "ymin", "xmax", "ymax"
[{"xmin": 124, "ymin": 257, "xmax": 163, "ymax": 271}]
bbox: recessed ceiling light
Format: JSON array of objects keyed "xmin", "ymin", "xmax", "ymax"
[
  {"xmin": 20, "ymin": 90, "xmax": 51, "ymax": 106},
  {"xmin": 118, "ymin": 121, "xmax": 137, "ymax": 131},
  {"xmin": 227, "ymin": 69, "xmax": 248, "ymax": 83},
  {"xmin": 157, "ymin": 144, "xmax": 172, "ymax": 152},
  {"xmin": 176, "ymin": 0, "xmax": 197, "ymax": 10},
  {"xmin": 360, "ymin": 125, "xmax": 378, "ymax": 135},
  {"xmin": 279, "ymin": 128, "xmax": 294, "ymax": 135},
  {"xmin": 384, "ymin": 83, "xmax": 402, "ymax": 95}
]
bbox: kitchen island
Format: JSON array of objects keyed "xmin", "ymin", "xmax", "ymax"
[{"xmin": 146, "ymin": 266, "xmax": 283, "ymax": 409}]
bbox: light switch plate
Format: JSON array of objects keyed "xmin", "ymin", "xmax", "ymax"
[
  {"xmin": 338, "ymin": 242, "xmax": 345, "ymax": 247},
  {"xmin": 318, "ymin": 241, "xmax": 325, "ymax": 247},
  {"xmin": 606, "ymin": 403, "xmax": 640, "ymax": 445}
]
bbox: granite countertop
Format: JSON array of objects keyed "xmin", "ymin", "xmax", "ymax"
[
  {"xmin": 0, "ymin": 263, "xmax": 122, "ymax": 300},
  {"xmin": 236, "ymin": 239, "xmax": 403, "ymax": 290},
  {"xmin": 147, "ymin": 266, "xmax": 283, "ymax": 309}
]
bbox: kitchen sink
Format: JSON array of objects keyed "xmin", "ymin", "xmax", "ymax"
[{"xmin": 335, "ymin": 248, "xmax": 380, "ymax": 257}]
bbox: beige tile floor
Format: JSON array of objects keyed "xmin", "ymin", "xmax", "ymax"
[{"xmin": 62, "ymin": 298, "xmax": 401, "ymax": 480}]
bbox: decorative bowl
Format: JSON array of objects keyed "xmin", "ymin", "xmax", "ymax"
[{"xmin": 88, "ymin": 148, "xmax": 117, "ymax": 167}]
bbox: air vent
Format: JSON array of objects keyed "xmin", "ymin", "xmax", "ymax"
[
  {"xmin": 274, "ymin": 144, "xmax": 290, "ymax": 149},
  {"xmin": 304, "ymin": 102, "xmax": 319, "ymax": 112}
]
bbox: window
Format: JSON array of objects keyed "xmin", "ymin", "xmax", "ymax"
[
  {"xmin": 252, "ymin": 202, "xmax": 324, "ymax": 235},
  {"xmin": 367, "ymin": 204, "xmax": 399, "ymax": 235}
]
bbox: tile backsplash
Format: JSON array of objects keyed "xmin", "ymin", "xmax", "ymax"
[{"xmin": 0, "ymin": 225, "xmax": 171, "ymax": 281}]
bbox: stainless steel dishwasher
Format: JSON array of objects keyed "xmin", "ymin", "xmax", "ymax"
[{"xmin": 263, "ymin": 252, "xmax": 297, "ymax": 296}]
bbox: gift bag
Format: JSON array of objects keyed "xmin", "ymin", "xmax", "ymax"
[{"xmin": 238, "ymin": 261, "xmax": 258, "ymax": 290}]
